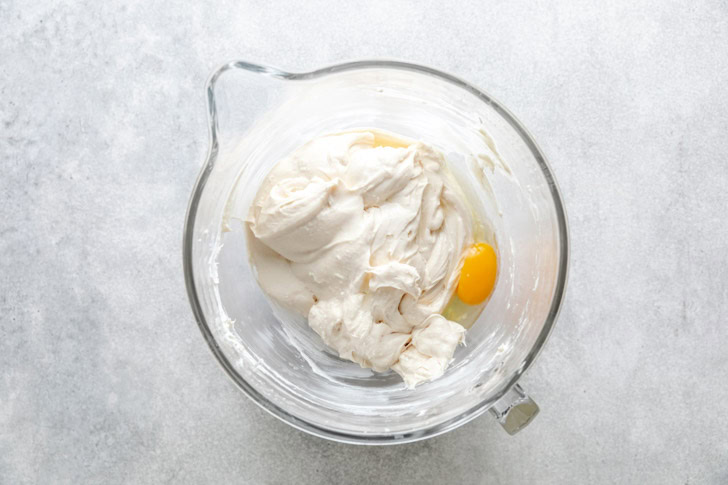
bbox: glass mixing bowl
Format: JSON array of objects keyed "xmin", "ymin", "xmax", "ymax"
[{"xmin": 183, "ymin": 60, "xmax": 569, "ymax": 444}]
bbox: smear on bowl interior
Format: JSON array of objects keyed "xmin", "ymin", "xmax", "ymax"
[{"xmin": 246, "ymin": 130, "xmax": 497, "ymax": 388}]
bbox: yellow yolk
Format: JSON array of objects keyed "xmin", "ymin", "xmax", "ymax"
[
  {"xmin": 371, "ymin": 132, "xmax": 412, "ymax": 149},
  {"xmin": 457, "ymin": 243, "xmax": 497, "ymax": 305}
]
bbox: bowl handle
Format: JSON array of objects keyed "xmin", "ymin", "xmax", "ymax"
[
  {"xmin": 489, "ymin": 384, "xmax": 540, "ymax": 435},
  {"xmin": 205, "ymin": 61, "xmax": 293, "ymax": 156}
]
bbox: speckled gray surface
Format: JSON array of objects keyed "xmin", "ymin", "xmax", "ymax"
[{"xmin": 2, "ymin": 0, "xmax": 728, "ymax": 483}]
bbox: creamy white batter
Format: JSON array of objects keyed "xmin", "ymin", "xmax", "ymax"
[{"xmin": 247, "ymin": 131, "xmax": 473, "ymax": 388}]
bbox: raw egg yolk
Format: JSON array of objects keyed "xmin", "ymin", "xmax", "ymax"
[{"xmin": 457, "ymin": 243, "xmax": 497, "ymax": 305}]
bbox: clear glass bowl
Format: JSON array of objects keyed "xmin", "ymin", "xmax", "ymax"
[{"xmin": 183, "ymin": 60, "xmax": 569, "ymax": 444}]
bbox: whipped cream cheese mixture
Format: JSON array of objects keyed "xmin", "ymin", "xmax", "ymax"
[{"xmin": 246, "ymin": 131, "xmax": 478, "ymax": 388}]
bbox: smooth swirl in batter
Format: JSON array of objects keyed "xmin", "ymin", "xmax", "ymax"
[{"xmin": 247, "ymin": 131, "xmax": 472, "ymax": 387}]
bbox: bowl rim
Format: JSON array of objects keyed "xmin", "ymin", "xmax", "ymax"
[{"xmin": 183, "ymin": 59, "xmax": 570, "ymax": 445}]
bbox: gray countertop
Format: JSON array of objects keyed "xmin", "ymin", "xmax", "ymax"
[{"xmin": 2, "ymin": 1, "xmax": 727, "ymax": 483}]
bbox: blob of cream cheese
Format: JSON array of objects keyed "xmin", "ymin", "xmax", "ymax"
[{"xmin": 246, "ymin": 131, "xmax": 472, "ymax": 388}]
